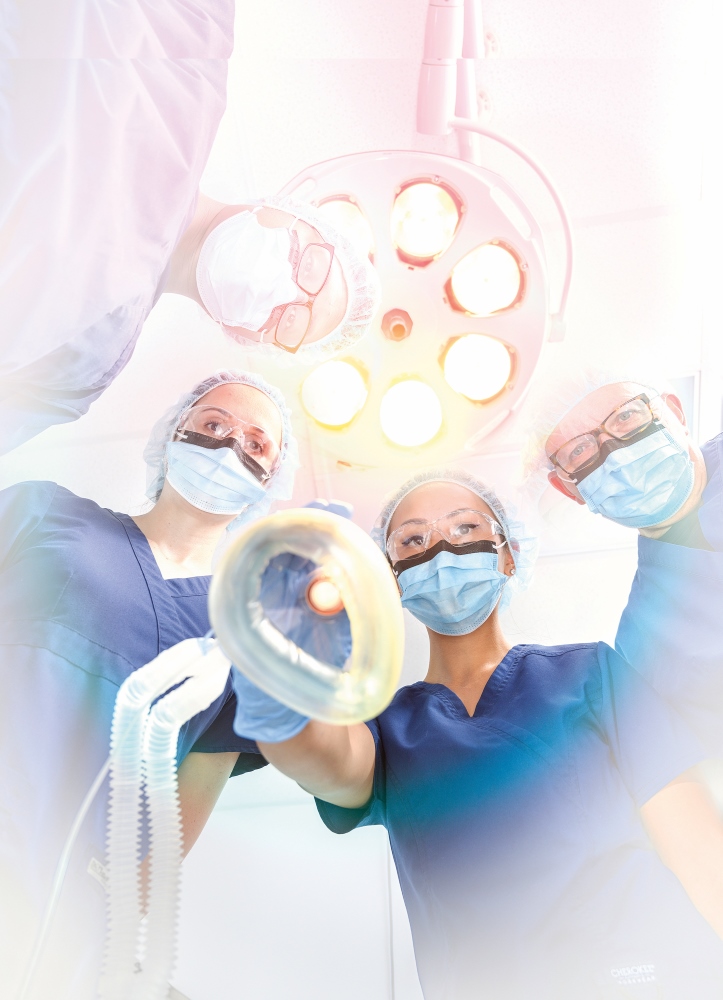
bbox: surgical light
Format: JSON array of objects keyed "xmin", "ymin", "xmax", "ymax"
[
  {"xmin": 448, "ymin": 242, "xmax": 523, "ymax": 316},
  {"xmin": 391, "ymin": 182, "xmax": 460, "ymax": 263},
  {"xmin": 261, "ymin": 148, "xmax": 558, "ymax": 471},
  {"xmin": 442, "ymin": 334, "xmax": 512, "ymax": 401},
  {"xmin": 317, "ymin": 197, "xmax": 375, "ymax": 260},
  {"xmin": 301, "ymin": 360, "xmax": 368, "ymax": 428},
  {"xmin": 380, "ymin": 380, "xmax": 443, "ymax": 447}
]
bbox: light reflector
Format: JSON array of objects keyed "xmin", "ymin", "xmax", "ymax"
[
  {"xmin": 391, "ymin": 182, "xmax": 460, "ymax": 262},
  {"xmin": 443, "ymin": 334, "xmax": 512, "ymax": 401},
  {"xmin": 449, "ymin": 242, "xmax": 522, "ymax": 315},
  {"xmin": 317, "ymin": 198, "xmax": 375, "ymax": 260},
  {"xmin": 380, "ymin": 380, "xmax": 443, "ymax": 447},
  {"xmin": 301, "ymin": 361, "xmax": 368, "ymax": 427}
]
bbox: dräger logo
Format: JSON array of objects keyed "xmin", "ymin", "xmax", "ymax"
[{"xmin": 610, "ymin": 964, "xmax": 656, "ymax": 986}]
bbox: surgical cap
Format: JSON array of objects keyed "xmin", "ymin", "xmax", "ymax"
[
  {"xmin": 520, "ymin": 354, "xmax": 673, "ymax": 505},
  {"xmin": 371, "ymin": 468, "xmax": 537, "ymax": 610},
  {"xmin": 223, "ymin": 197, "xmax": 381, "ymax": 365},
  {"xmin": 144, "ymin": 369, "xmax": 299, "ymax": 528}
]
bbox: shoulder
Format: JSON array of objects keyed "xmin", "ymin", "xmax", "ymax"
[
  {"xmin": 0, "ymin": 480, "xmax": 120, "ymax": 542},
  {"xmin": 513, "ymin": 642, "xmax": 602, "ymax": 676},
  {"xmin": 0, "ymin": 480, "xmax": 60, "ymax": 546},
  {"xmin": 0, "ymin": 479, "xmax": 59, "ymax": 511}
]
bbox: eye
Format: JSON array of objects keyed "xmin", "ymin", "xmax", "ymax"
[
  {"xmin": 204, "ymin": 419, "xmax": 229, "ymax": 438},
  {"xmin": 401, "ymin": 533, "xmax": 425, "ymax": 549},
  {"xmin": 569, "ymin": 442, "xmax": 588, "ymax": 460},
  {"xmin": 452, "ymin": 521, "xmax": 477, "ymax": 537},
  {"xmin": 281, "ymin": 307, "xmax": 298, "ymax": 329},
  {"xmin": 246, "ymin": 438, "xmax": 263, "ymax": 455}
]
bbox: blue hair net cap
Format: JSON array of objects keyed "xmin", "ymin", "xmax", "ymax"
[
  {"xmin": 144, "ymin": 368, "xmax": 299, "ymax": 529},
  {"xmin": 222, "ymin": 197, "xmax": 381, "ymax": 366},
  {"xmin": 372, "ymin": 468, "xmax": 538, "ymax": 610}
]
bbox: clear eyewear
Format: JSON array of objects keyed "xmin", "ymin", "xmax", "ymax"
[
  {"xmin": 263, "ymin": 231, "xmax": 335, "ymax": 354},
  {"xmin": 175, "ymin": 405, "xmax": 281, "ymax": 482},
  {"xmin": 386, "ymin": 508, "xmax": 505, "ymax": 566},
  {"xmin": 550, "ymin": 393, "xmax": 660, "ymax": 479}
]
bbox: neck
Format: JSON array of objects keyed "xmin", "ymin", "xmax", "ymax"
[
  {"xmin": 425, "ymin": 612, "xmax": 512, "ymax": 715},
  {"xmin": 639, "ymin": 441, "xmax": 708, "ymax": 539},
  {"xmin": 166, "ymin": 193, "xmax": 246, "ymax": 306},
  {"xmin": 132, "ymin": 484, "xmax": 236, "ymax": 578}
]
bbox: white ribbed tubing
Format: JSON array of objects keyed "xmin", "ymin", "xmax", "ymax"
[{"xmin": 98, "ymin": 639, "xmax": 230, "ymax": 1000}]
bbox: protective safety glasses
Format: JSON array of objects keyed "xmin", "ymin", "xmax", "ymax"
[
  {"xmin": 175, "ymin": 405, "xmax": 281, "ymax": 483},
  {"xmin": 549, "ymin": 393, "xmax": 661, "ymax": 481},
  {"xmin": 386, "ymin": 508, "xmax": 505, "ymax": 567},
  {"xmin": 263, "ymin": 231, "xmax": 336, "ymax": 353}
]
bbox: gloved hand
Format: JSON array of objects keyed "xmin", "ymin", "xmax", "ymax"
[
  {"xmin": 232, "ymin": 499, "xmax": 353, "ymax": 744},
  {"xmin": 258, "ymin": 499, "xmax": 353, "ymax": 669}
]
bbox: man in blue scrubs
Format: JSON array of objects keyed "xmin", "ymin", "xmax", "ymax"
[{"xmin": 537, "ymin": 374, "xmax": 723, "ymax": 756}]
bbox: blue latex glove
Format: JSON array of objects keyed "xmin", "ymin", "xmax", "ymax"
[{"xmin": 232, "ymin": 499, "xmax": 353, "ymax": 744}]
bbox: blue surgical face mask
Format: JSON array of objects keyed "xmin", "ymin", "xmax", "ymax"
[
  {"xmin": 165, "ymin": 440, "xmax": 267, "ymax": 515},
  {"xmin": 397, "ymin": 545, "xmax": 508, "ymax": 636},
  {"xmin": 575, "ymin": 425, "xmax": 694, "ymax": 529}
]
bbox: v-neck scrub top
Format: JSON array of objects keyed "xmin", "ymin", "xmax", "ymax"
[
  {"xmin": 0, "ymin": 481, "xmax": 263, "ymax": 1000},
  {"xmin": 317, "ymin": 643, "xmax": 723, "ymax": 1000},
  {"xmin": 616, "ymin": 433, "xmax": 723, "ymax": 756}
]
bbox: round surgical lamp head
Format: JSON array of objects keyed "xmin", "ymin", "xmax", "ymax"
[{"xmin": 251, "ymin": 150, "xmax": 549, "ymax": 471}]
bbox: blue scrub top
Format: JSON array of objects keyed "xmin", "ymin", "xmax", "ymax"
[
  {"xmin": 616, "ymin": 434, "xmax": 723, "ymax": 756},
  {"xmin": 317, "ymin": 643, "xmax": 723, "ymax": 1000},
  {"xmin": 0, "ymin": 481, "xmax": 263, "ymax": 1000}
]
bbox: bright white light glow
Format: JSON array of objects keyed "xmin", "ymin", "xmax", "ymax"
[
  {"xmin": 307, "ymin": 577, "xmax": 344, "ymax": 616},
  {"xmin": 391, "ymin": 183, "xmax": 459, "ymax": 260},
  {"xmin": 380, "ymin": 381, "xmax": 443, "ymax": 447},
  {"xmin": 317, "ymin": 199, "xmax": 375, "ymax": 259},
  {"xmin": 443, "ymin": 335, "xmax": 512, "ymax": 401},
  {"xmin": 301, "ymin": 361, "xmax": 368, "ymax": 427},
  {"xmin": 450, "ymin": 243, "xmax": 521, "ymax": 315}
]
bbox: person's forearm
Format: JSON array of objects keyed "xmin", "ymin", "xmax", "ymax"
[
  {"xmin": 140, "ymin": 750, "xmax": 240, "ymax": 912},
  {"xmin": 258, "ymin": 721, "xmax": 375, "ymax": 809},
  {"xmin": 643, "ymin": 774, "xmax": 723, "ymax": 941}
]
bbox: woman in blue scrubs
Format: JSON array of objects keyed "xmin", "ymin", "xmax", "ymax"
[
  {"xmin": 234, "ymin": 469, "xmax": 723, "ymax": 1000},
  {"xmin": 0, "ymin": 368, "xmax": 298, "ymax": 1000}
]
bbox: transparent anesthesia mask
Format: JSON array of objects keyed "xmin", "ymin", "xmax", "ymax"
[
  {"xmin": 386, "ymin": 508, "xmax": 505, "ymax": 569},
  {"xmin": 210, "ymin": 507, "xmax": 404, "ymax": 724},
  {"xmin": 175, "ymin": 405, "xmax": 281, "ymax": 483}
]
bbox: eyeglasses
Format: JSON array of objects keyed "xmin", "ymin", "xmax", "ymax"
[
  {"xmin": 175, "ymin": 405, "xmax": 281, "ymax": 482},
  {"xmin": 549, "ymin": 393, "xmax": 660, "ymax": 479},
  {"xmin": 263, "ymin": 231, "xmax": 335, "ymax": 354},
  {"xmin": 386, "ymin": 508, "xmax": 505, "ymax": 566}
]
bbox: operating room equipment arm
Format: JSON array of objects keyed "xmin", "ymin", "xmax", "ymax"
[
  {"xmin": 642, "ymin": 769, "xmax": 723, "ymax": 942},
  {"xmin": 258, "ymin": 721, "xmax": 376, "ymax": 810}
]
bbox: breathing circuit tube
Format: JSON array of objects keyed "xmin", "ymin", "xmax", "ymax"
[{"xmin": 19, "ymin": 509, "xmax": 403, "ymax": 1000}]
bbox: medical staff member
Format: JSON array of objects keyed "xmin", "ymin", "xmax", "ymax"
[
  {"xmin": 0, "ymin": 0, "xmax": 380, "ymax": 456},
  {"xmin": 525, "ymin": 370, "xmax": 723, "ymax": 756},
  {"xmin": 231, "ymin": 470, "xmax": 723, "ymax": 1000},
  {"xmin": 0, "ymin": 369, "xmax": 300, "ymax": 1000}
]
